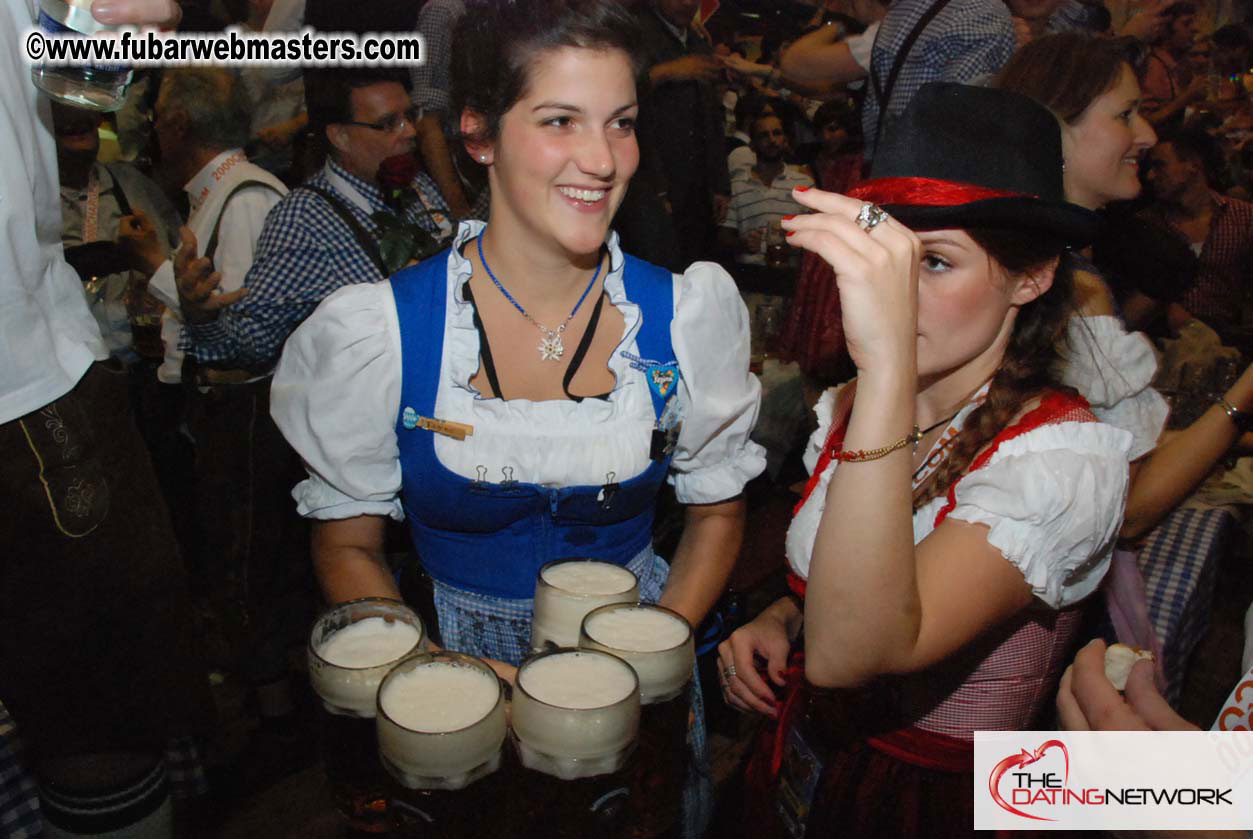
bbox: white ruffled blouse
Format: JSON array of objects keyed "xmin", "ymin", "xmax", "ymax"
[
  {"xmin": 785, "ymin": 384, "xmax": 1133, "ymax": 610},
  {"xmin": 271, "ymin": 220, "xmax": 767, "ymax": 521},
  {"xmin": 1058, "ymin": 314, "xmax": 1169, "ymax": 462}
]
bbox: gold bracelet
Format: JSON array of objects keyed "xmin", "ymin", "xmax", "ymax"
[{"xmin": 832, "ymin": 426, "xmax": 922, "ymax": 462}]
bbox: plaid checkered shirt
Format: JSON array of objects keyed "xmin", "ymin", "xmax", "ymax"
[
  {"xmin": 0, "ymin": 702, "xmax": 41, "ymax": 838},
  {"xmin": 861, "ymin": 0, "xmax": 1016, "ymax": 157},
  {"xmin": 1160, "ymin": 193, "xmax": 1253, "ymax": 334},
  {"xmin": 409, "ymin": 0, "xmax": 464, "ymax": 115},
  {"xmin": 184, "ymin": 159, "xmax": 451, "ymax": 371}
]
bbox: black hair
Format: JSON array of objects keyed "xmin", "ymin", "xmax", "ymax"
[
  {"xmin": 451, "ymin": 0, "xmax": 644, "ymax": 148},
  {"xmin": 1212, "ymin": 23, "xmax": 1253, "ymax": 54},
  {"xmin": 303, "ymin": 68, "xmax": 412, "ymax": 141},
  {"xmin": 811, "ymin": 99, "xmax": 860, "ymax": 138},
  {"xmin": 749, "ymin": 110, "xmax": 784, "ymax": 139},
  {"xmin": 734, "ymin": 92, "xmax": 774, "ymax": 131},
  {"xmin": 1157, "ymin": 124, "xmax": 1222, "ymax": 186}
]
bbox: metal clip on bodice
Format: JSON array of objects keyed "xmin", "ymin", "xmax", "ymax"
[
  {"xmin": 598, "ymin": 472, "xmax": 619, "ymax": 510},
  {"xmin": 500, "ymin": 466, "xmax": 517, "ymax": 489}
]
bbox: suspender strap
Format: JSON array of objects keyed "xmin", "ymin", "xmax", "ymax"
[
  {"xmin": 301, "ymin": 184, "xmax": 389, "ymax": 279},
  {"xmin": 101, "ymin": 164, "xmax": 133, "ymax": 217},
  {"xmin": 203, "ymin": 179, "xmax": 284, "ymax": 263},
  {"xmin": 870, "ymin": 0, "xmax": 955, "ymax": 147}
]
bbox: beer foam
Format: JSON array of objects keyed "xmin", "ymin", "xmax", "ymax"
[
  {"xmin": 540, "ymin": 561, "xmax": 636, "ymax": 595},
  {"xmin": 381, "ymin": 662, "xmax": 499, "ymax": 732},
  {"xmin": 519, "ymin": 652, "xmax": 636, "ymax": 709},
  {"xmin": 585, "ymin": 607, "xmax": 689, "ymax": 652},
  {"xmin": 317, "ymin": 617, "xmax": 422, "ymax": 668}
]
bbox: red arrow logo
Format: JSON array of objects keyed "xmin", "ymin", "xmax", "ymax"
[{"xmin": 988, "ymin": 740, "xmax": 1069, "ymax": 821}]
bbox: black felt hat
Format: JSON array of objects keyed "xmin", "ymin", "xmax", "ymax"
[{"xmin": 849, "ymin": 83, "xmax": 1099, "ymax": 245}]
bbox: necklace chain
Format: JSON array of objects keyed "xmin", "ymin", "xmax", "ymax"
[
  {"xmin": 477, "ymin": 235, "xmax": 603, "ymax": 362},
  {"xmin": 918, "ymin": 410, "xmax": 959, "ymax": 439}
]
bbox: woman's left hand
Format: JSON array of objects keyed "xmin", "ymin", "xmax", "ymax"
[{"xmin": 781, "ymin": 188, "xmax": 921, "ymax": 381}]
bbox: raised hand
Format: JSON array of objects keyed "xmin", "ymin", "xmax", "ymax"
[
  {"xmin": 655, "ymin": 54, "xmax": 724, "ymax": 84},
  {"xmin": 117, "ymin": 209, "xmax": 165, "ymax": 276},
  {"xmin": 781, "ymin": 188, "xmax": 921, "ymax": 379},
  {"xmin": 174, "ymin": 226, "xmax": 246, "ymax": 324}
]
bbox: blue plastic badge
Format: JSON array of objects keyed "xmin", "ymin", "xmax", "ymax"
[
  {"xmin": 402, "ymin": 406, "xmax": 418, "ymax": 430},
  {"xmin": 648, "ymin": 364, "xmax": 680, "ymax": 401}
]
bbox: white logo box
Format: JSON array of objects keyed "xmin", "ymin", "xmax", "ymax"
[{"xmin": 975, "ymin": 731, "xmax": 1253, "ymax": 830}]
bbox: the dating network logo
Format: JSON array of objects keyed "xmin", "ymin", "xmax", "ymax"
[
  {"xmin": 988, "ymin": 739, "xmax": 1070, "ymax": 821},
  {"xmin": 986, "ymin": 737, "xmax": 1234, "ymax": 821}
]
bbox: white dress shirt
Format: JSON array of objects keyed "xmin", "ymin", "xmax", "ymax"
[
  {"xmin": 0, "ymin": 0, "xmax": 107, "ymax": 424},
  {"xmin": 147, "ymin": 149, "xmax": 287, "ymax": 382}
]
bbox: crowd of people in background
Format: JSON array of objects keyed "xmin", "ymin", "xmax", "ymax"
[{"xmin": 4, "ymin": 0, "xmax": 1253, "ymax": 836}]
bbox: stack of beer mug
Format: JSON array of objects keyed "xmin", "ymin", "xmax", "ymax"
[
  {"xmin": 521, "ymin": 559, "xmax": 698, "ymax": 838},
  {"xmin": 305, "ymin": 559, "xmax": 696, "ymax": 838}
]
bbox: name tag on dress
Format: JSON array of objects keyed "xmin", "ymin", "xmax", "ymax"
[{"xmin": 402, "ymin": 406, "xmax": 473, "ymax": 441}]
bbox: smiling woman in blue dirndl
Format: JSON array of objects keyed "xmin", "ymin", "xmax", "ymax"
[{"xmin": 270, "ymin": 1, "xmax": 765, "ymax": 836}]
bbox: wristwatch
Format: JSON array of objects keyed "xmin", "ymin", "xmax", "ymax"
[{"xmin": 1217, "ymin": 396, "xmax": 1253, "ymax": 434}]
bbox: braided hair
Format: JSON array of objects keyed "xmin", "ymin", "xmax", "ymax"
[{"xmin": 912, "ymin": 228, "xmax": 1078, "ymax": 509}]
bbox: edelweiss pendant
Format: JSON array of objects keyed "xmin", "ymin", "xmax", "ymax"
[{"xmin": 538, "ymin": 333, "xmax": 565, "ymax": 361}]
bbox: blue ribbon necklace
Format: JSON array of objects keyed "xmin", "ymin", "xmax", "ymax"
[{"xmin": 477, "ymin": 234, "xmax": 603, "ymax": 362}]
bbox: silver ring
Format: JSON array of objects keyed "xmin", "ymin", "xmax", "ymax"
[
  {"xmin": 724, "ymin": 664, "xmax": 737, "ymax": 680},
  {"xmin": 855, "ymin": 202, "xmax": 889, "ymax": 233}
]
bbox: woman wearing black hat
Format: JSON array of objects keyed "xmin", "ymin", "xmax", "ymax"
[{"xmin": 716, "ymin": 83, "xmax": 1133, "ymax": 836}]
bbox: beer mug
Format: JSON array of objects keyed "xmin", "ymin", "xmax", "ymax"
[
  {"xmin": 511, "ymin": 649, "xmax": 641, "ymax": 838},
  {"xmin": 308, "ymin": 598, "xmax": 425, "ymax": 833},
  {"xmin": 530, "ymin": 559, "xmax": 639, "ymax": 652},
  {"xmin": 580, "ymin": 604, "xmax": 695, "ymax": 836},
  {"xmin": 512, "ymin": 649, "xmax": 641, "ymax": 779},
  {"xmin": 377, "ymin": 651, "xmax": 509, "ymax": 836},
  {"xmin": 765, "ymin": 220, "xmax": 789, "ymax": 270},
  {"xmin": 377, "ymin": 651, "xmax": 506, "ymax": 789}
]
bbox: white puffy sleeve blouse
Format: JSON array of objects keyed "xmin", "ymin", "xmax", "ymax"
[
  {"xmin": 271, "ymin": 221, "xmax": 767, "ymax": 521},
  {"xmin": 786, "ymin": 384, "xmax": 1132, "ymax": 610},
  {"xmin": 1057, "ymin": 314, "xmax": 1169, "ymax": 462}
]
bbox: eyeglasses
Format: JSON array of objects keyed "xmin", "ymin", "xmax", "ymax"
[{"xmin": 341, "ymin": 106, "xmax": 420, "ymax": 134}]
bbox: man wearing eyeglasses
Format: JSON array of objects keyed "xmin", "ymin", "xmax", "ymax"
[{"xmin": 176, "ymin": 68, "xmax": 451, "ymax": 376}]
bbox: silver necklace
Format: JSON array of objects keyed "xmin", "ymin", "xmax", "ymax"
[{"xmin": 477, "ymin": 235, "xmax": 603, "ymax": 361}]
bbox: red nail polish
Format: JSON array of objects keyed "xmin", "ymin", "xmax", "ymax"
[
  {"xmin": 782, "ymin": 214, "xmax": 795, "ymax": 221},
  {"xmin": 785, "ymin": 231, "xmax": 796, "ymax": 238},
  {"xmin": 795, "ymin": 185, "xmax": 811, "ymax": 192}
]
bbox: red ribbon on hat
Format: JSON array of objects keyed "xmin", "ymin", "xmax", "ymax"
[{"xmin": 848, "ymin": 177, "xmax": 1034, "ymax": 207}]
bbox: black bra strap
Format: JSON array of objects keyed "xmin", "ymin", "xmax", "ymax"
[
  {"xmin": 562, "ymin": 291, "xmax": 607, "ymax": 402},
  {"xmin": 462, "ymin": 283, "xmax": 504, "ymax": 400}
]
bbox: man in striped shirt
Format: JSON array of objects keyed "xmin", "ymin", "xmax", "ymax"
[{"xmin": 719, "ymin": 113, "xmax": 815, "ymax": 267}]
